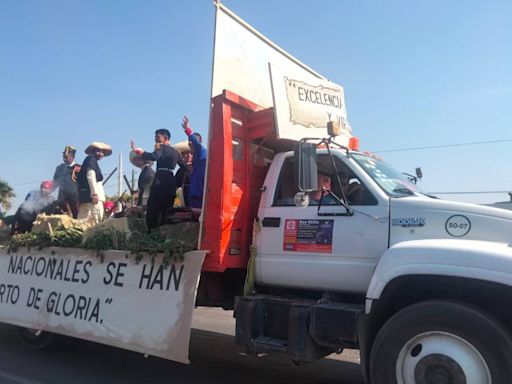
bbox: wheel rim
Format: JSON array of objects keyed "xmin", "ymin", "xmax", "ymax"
[{"xmin": 396, "ymin": 331, "xmax": 492, "ymax": 384}]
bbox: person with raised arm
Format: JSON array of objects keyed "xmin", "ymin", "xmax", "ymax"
[
  {"xmin": 131, "ymin": 129, "xmax": 185, "ymax": 229},
  {"xmin": 181, "ymin": 116, "xmax": 207, "ymax": 209}
]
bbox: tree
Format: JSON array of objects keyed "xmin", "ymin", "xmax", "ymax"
[{"xmin": 0, "ymin": 179, "xmax": 15, "ymax": 214}]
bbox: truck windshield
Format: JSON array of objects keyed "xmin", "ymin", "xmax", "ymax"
[{"xmin": 351, "ymin": 153, "xmax": 424, "ymax": 197}]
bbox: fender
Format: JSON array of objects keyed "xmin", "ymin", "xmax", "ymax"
[{"xmin": 365, "ymin": 239, "xmax": 512, "ymax": 313}]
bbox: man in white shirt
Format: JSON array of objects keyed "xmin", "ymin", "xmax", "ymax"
[{"xmin": 76, "ymin": 142, "xmax": 112, "ymax": 224}]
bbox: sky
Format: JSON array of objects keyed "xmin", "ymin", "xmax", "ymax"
[{"xmin": 1, "ymin": 0, "xmax": 511, "ymax": 213}]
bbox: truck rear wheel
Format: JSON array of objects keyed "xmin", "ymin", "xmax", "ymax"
[
  {"xmin": 17, "ymin": 326, "xmax": 54, "ymax": 350},
  {"xmin": 370, "ymin": 301, "xmax": 512, "ymax": 384}
]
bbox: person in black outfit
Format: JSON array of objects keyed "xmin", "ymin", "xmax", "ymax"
[
  {"xmin": 129, "ymin": 150, "xmax": 155, "ymax": 208},
  {"xmin": 131, "ymin": 129, "xmax": 185, "ymax": 229},
  {"xmin": 53, "ymin": 145, "xmax": 81, "ymax": 218},
  {"xmin": 76, "ymin": 142, "xmax": 112, "ymax": 224}
]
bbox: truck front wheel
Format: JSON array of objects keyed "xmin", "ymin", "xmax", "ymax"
[
  {"xmin": 370, "ymin": 301, "xmax": 512, "ymax": 384},
  {"xmin": 17, "ymin": 326, "xmax": 54, "ymax": 350}
]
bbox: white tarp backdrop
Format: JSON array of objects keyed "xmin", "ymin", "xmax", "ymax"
[
  {"xmin": 0, "ymin": 248, "xmax": 205, "ymax": 363},
  {"xmin": 212, "ymin": 3, "xmax": 351, "ymax": 143}
]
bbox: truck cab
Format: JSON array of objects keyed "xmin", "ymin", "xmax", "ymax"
[{"xmin": 254, "ymin": 146, "xmax": 512, "ymax": 295}]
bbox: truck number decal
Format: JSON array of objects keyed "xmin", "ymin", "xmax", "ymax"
[
  {"xmin": 445, "ymin": 215, "xmax": 471, "ymax": 237},
  {"xmin": 283, "ymin": 219, "xmax": 333, "ymax": 253}
]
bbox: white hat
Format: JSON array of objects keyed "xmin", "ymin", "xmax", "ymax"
[
  {"xmin": 174, "ymin": 141, "xmax": 191, "ymax": 153},
  {"xmin": 85, "ymin": 142, "xmax": 112, "ymax": 156},
  {"xmin": 129, "ymin": 150, "xmax": 151, "ymax": 168}
]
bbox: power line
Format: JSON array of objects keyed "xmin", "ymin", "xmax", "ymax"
[
  {"xmin": 373, "ymin": 138, "xmax": 512, "ymax": 153},
  {"xmin": 428, "ymin": 190, "xmax": 512, "ymax": 195}
]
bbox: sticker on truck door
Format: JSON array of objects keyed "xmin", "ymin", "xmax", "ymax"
[{"xmin": 283, "ymin": 219, "xmax": 333, "ymax": 253}]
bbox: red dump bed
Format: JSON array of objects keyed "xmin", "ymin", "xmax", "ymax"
[{"xmin": 200, "ymin": 90, "xmax": 276, "ymax": 272}]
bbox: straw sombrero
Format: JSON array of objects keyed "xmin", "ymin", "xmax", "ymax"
[
  {"xmin": 85, "ymin": 142, "xmax": 112, "ymax": 156},
  {"xmin": 129, "ymin": 150, "xmax": 151, "ymax": 168},
  {"xmin": 174, "ymin": 141, "xmax": 191, "ymax": 154}
]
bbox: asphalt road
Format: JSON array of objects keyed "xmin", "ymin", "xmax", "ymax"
[{"xmin": 0, "ymin": 307, "xmax": 364, "ymax": 384}]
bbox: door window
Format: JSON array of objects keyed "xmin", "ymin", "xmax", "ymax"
[{"xmin": 273, "ymin": 155, "xmax": 377, "ymax": 206}]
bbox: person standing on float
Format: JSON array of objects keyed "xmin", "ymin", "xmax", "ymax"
[
  {"xmin": 76, "ymin": 142, "xmax": 112, "ymax": 224},
  {"xmin": 53, "ymin": 145, "xmax": 81, "ymax": 218},
  {"xmin": 131, "ymin": 129, "xmax": 185, "ymax": 229},
  {"xmin": 129, "ymin": 150, "xmax": 155, "ymax": 208},
  {"xmin": 181, "ymin": 116, "xmax": 207, "ymax": 209}
]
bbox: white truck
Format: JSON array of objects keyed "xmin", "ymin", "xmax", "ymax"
[
  {"xmin": 235, "ymin": 136, "xmax": 512, "ymax": 384},
  {"xmin": 209, "ymin": 4, "xmax": 512, "ymax": 383},
  {"xmin": 3, "ymin": 3, "xmax": 512, "ymax": 384}
]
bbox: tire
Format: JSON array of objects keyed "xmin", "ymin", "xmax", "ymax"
[
  {"xmin": 370, "ymin": 301, "xmax": 512, "ymax": 384},
  {"xmin": 17, "ymin": 326, "xmax": 54, "ymax": 350}
]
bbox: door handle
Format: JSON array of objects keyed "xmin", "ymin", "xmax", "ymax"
[{"xmin": 262, "ymin": 217, "xmax": 281, "ymax": 227}]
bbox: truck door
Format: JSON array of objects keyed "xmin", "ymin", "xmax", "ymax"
[{"xmin": 254, "ymin": 153, "xmax": 389, "ymax": 294}]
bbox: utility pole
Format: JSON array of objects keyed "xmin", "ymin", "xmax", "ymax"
[
  {"xmin": 118, "ymin": 153, "xmax": 123, "ymax": 199},
  {"xmin": 131, "ymin": 169, "xmax": 135, "ymax": 206}
]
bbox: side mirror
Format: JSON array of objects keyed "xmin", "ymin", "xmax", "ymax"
[
  {"xmin": 415, "ymin": 167, "xmax": 423, "ymax": 180},
  {"xmin": 294, "ymin": 142, "xmax": 318, "ymax": 192}
]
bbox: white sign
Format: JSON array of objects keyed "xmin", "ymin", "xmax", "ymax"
[
  {"xmin": 270, "ymin": 64, "xmax": 351, "ymax": 145},
  {"xmin": 0, "ymin": 247, "xmax": 205, "ymax": 364},
  {"xmin": 211, "ymin": 5, "xmax": 324, "ymax": 106},
  {"xmin": 284, "ymin": 78, "xmax": 345, "ymax": 126},
  {"xmin": 211, "ymin": 4, "xmax": 352, "ymax": 143}
]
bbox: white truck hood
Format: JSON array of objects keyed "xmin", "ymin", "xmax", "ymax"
[{"xmin": 389, "ymin": 197, "xmax": 512, "ymax": 246}]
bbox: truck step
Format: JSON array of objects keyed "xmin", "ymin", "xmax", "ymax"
[
  {"xmin": 310, "ymin": 302, "xmax": 364, "ymax": 347},
  {"xmin": 252, "ymin": 336, "xmax": 288, "ymax": 352}
]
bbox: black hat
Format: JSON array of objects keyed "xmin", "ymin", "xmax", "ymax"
[
  {"xmin": 155, "ymin": 129, "xmax": 171, "ymax": 139},
  {"xmin": 63, "ymin": 145, "xmax": 76, "ymax": 156}
]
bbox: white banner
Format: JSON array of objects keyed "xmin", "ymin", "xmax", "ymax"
[
  {"xmin": 0, "ymin": 247, "xmax": 205, "ymax": 364},
  {"xmin": 271, "ymin": 65, "xmax": 351, "ymax": 145},
  {"xmin": 211, "ymin": 4, "xmax": 351, "ymax": 143},
  {"xmin": 212, "ymin": 3, "xmax": 323, "ymax": 109}
]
